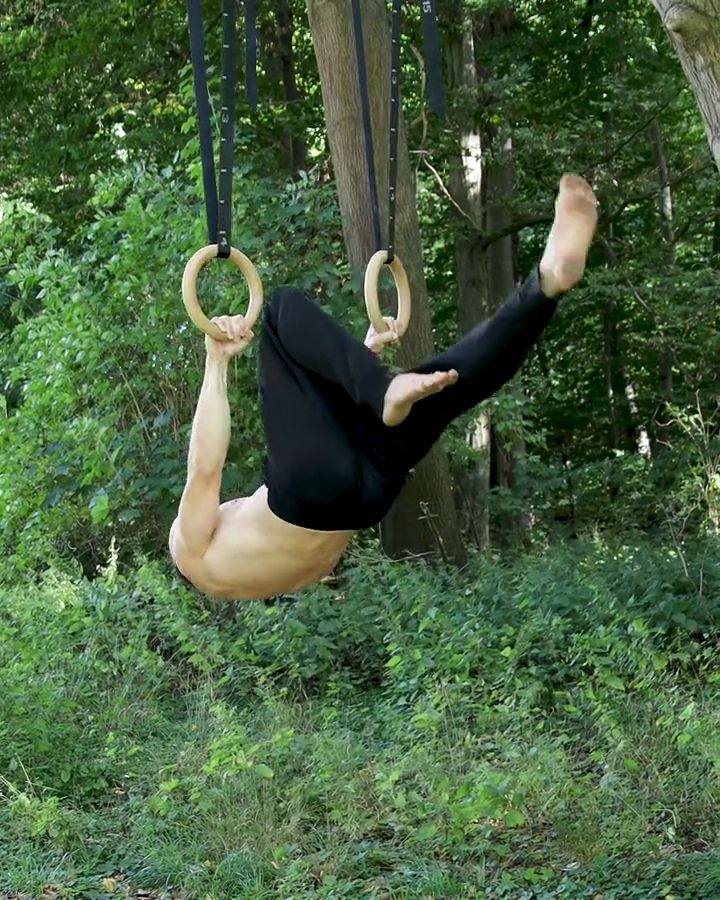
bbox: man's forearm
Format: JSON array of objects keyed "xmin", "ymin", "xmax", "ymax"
[{"xmin": 188, "ymin": 356, "xmax": 231, "ymax": 476}]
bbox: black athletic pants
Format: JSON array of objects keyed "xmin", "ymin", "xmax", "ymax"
[{"xmin": 259, "ymin": 268, "xmax": 557, "ymax": 531}]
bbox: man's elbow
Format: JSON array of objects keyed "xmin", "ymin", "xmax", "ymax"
[
  {"xmin": 187, "ymin": 455, "xmax": 222, "ymax": 482},
  {"xmin": 169, "ymin": 525, "xmax": 203, "ymax": 589},
  {"xmin": 170, "ymin": 550, "xmax": 197, "ymax": 589}
]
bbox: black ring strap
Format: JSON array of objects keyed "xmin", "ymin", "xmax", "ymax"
[
  {"xmin": 351, "ymin": 0, "xmax": 384, "ymax": 254},
  {"xmin": 386, "ymin": 0, "xmax": 402, "ymax": 264},
  {"xmin": 420, "ymin": 0, "xmax": 445, "ymax": 119},
  {"xmin": 245, "ymin": 0, "xmax": 258, "ymax": 110},
  {"xmin": 351, "ymin": 0, "xmax": 443, "ymax": 265},
  {"xmin": 186, "ymin": 0, "xmax": 238, "ymax": 259}
]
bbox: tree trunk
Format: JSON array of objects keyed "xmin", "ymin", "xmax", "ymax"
[
  {"xmin": 601, "ymin": 231, "xmax": 649, "ymax": 456},
  {"xmin": 474, "ymin": 4, "xmax": 527, "ymax": 543},
  {"xmin": 305, "ymin": 0, "xmax": 466, "ymax": 564},
  {"xmin": 651, "ymin": 0, "xmax": 720, "ymax": 171},
  {"xmin": 648, "ymin": 117, "xmax": 677, "ymax": 449},
  {"xmin": 603, "ymin": 293, "xmax": 621, "ymax": 452},
  {"xmin": 649, "ymin": 118, "xmax": 676, "ymax": 253},
  {"xmin": 712, "ymin": 190, "xmax": 720, "ymax": 263},
  {"xmin": 484, "ymin": 133, "xmax": 528, "ymax": 543},
  {"xmin": 622, "ymin": 369, "xmax": 652, "ymax": 458},
  {"xmin": 447, "ymin": 9, "xmax": 490, "ymax": 549},
  {"xmin": 273, "ymin": 0, "xmax": 308, "ymax": 175},
  {"xmin": 446, "ymin": 3, "xmax": 525, "ymax": 548}
]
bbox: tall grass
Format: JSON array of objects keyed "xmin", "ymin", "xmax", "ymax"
[{"xmin": 1, "ymin": 537, "xmax": 719, "ymax": 898}]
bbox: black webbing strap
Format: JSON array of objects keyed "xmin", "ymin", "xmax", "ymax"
[
  {"xmin": 217, "ymin": 0, "xmax": 236, "ymax": 256},
  {"xmin": 186, "ymin": 0, "xmax": 237, "ymax": 258},
  {"xmin": 351, "ymin": 0, "xmax": 383, "ymax": 254},
  {"xmin": 187, "ymin": 0, "xmax": 217, "ymax": 248},
  {"xmin": 386, "ymin": 0, "xmax": 402, "ymax": 263},
  {"xmin": 420, "ymin": 0, "xmax": 445, "ymax": 118},
  {"xmin": 245, "ymin": 0, "xmax": 258, "ymax": 111}
]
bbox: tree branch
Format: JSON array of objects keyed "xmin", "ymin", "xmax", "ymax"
[
  {"xmin": 479, "ymin": 212, "xmax": 554, "ymax": 248},
  {"xmin": 580, "ymin": 91, "xmax": 681, "ymax": 176},
  {"xmin": 419, "ymin": 153, "xmax": 552, "ymax": 242},
  {"xmin": 604, "ymin": 156, "xmax": 711, "ymax": 226},
  {"xmin": 419, "ymin": 153, "xmax": 478, "ymax": 227}
]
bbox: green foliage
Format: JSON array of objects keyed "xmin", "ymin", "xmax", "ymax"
[
  {"xmin": 0, "ymin": 154, "xmax": 353, "ymax": 570},
  {"xmin": 0, "ymin": 0, "xmax": 190, "ymax": 229},
  {"xmin": 423, "ymin": 0, "xmax": 720, "ymax": 541},
  {"xmin": 1, "ymin": 540, "xmax": 719, "ymax": 897}
]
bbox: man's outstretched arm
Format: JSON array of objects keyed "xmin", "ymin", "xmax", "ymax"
[{"xmin": 170, "ymin": 315, "xmax": 253, "ymax": 565}]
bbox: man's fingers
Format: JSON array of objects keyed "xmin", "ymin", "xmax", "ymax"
[
  {"xmin": 376, "ymin": 329, "xmax": 399, "ymax": 347},
  {"xmin": 210, "ymin": 315, "xmax": 252, "ymax": 342}
]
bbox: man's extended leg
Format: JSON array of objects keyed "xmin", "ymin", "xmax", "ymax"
[
  {"xmin": 397, "ymin": 267, "xmax": 555, "ymax": 427},
  {"xmin": 382, "ymin": 175, "xmax": 598, "ymax": 464}
]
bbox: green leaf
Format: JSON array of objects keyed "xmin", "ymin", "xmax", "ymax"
[
  {"xmin": 159, "ymin": 778, "xmax": 181, "ymax": 793},
  {"xmin": 504, "ymin": 809, "xmax": 526, "ymax": 828},
  {"xmin": 604, "ymin": 674, "xmax": 625, "ymax": 691},
  {"xmin": 415, "ymin": 823, "xmax": 438, "ymax": 841},
  {"xmin": 89, "ymin": 489, "xmax": 110, "ymax": 524}
]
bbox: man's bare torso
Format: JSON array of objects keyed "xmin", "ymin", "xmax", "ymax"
[{"xmin": 171, "ymin": 485, "xmax": 353, "ymax": 600}]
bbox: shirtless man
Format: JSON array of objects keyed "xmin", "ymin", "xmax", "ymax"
[{"xmin": 169, "ymin": 175, "xmax": 598, "ymax": 600}]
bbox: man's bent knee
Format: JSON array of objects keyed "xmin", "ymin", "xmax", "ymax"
[{"xmin": 265, "ymin": 286, "xmax": 306, "ymax": 327}]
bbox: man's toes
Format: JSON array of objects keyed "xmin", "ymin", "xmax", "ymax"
[
  {"xmin": 561, "ymin": 173, "xmax": 586, "ymax": 191},
  {"xmin": 561, "ymin": 173, "xmax": 592, "ymax": 195},
  {"xmin": 438, "ymin": 370, "xmax": 458, "ymax": 388},
  {"xmin": 431, "ymin": 374, "xmax": 449, "ymax": 391},
  {"xmin": 424, "ymin": 371, "xmax": 457, "ymax": 394}
]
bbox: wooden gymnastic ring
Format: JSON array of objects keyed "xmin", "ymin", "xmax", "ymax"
[
  {"xmin": 364, "ymin": 250, "xmax": 412, "ymax": 338},
  {"xmin": 182, "ymin": 244, "xmax": 264, "ymax": 341}
]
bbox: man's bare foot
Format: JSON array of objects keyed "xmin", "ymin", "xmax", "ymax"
[
  {"xmin": 539, "ymin": 174, "xmax": 598, "ymax": 298},
  {"xmin": 383, "ymin": 370, "xmax": 459, "ymax": 426}
]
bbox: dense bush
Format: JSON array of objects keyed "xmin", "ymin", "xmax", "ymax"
[{"xmin": 1, "ymin": 539, "xmax": 719, "ymax": 897}]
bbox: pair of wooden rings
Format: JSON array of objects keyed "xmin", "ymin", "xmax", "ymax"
[{"xmin": 182, "ymin": 245, "xmax": 412, "ymax": 342}]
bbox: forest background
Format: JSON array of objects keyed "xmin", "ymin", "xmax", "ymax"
[{"xmin": 1, "ymin": 1, "xmax": 720, "ymax": 897}]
